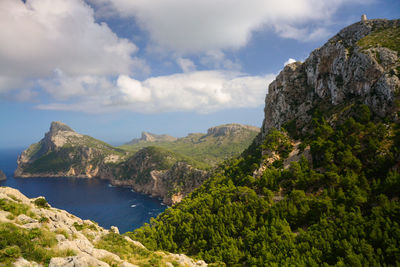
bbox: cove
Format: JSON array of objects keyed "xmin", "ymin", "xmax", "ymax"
[{"xmin": 0, "ymin": 148, "xmax": 166, "ymax": 233}]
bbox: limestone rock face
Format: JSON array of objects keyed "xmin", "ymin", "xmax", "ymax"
[
  {"xmin": 262, "ymin": 19, "xmax": 400, "ymax": 137},
  {"xmin": 206, "ymin": 123, "xmax": 260, "ymax": 137},
  {"xmin": 0, "ymin": 187, "xmax": 206, "ymax": 267}
]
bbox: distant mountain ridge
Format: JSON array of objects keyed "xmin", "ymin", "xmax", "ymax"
[
  {"xmin": 126, "ymin": 132, "xmax": 177, "ymax": 145},
  {"xmin": 120, "ymin": 123, "xmax": 260, "ymax": 166},
  {"xmin": 15, "ymin": 122, "xmax": 258, "ymax": 204}
]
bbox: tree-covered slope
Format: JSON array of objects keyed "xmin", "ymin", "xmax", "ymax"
[{"xmin": 130, "ymin": 19, "xmax": 400, "ymax": 265}]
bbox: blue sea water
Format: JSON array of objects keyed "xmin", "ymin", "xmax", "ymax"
[{"xmin": 0, "ymin": 148, "xmax": 166, "ymax": 233}]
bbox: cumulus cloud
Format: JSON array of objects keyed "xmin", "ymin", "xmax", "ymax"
[
  {"xmin": 91, "ymin": 0, "xmax": 365, "ymax": 53},
  {"xmin": 0, "ymin": 0, "xmax": 140, "ymax": 94},
  {"xmin": 200, "ymin": 51, "xmax": 241, "ymax": 71},
  {"xmin": 36, "ymin": 71, "xmax": 275, "ymax": 113}
]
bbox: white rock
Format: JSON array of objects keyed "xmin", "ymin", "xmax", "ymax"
[{"xmin": 49, "ymin": 255, "xmax": 109, "ymax": 267}]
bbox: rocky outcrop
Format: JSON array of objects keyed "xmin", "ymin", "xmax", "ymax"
[
  {"xmin": 206, "ymin": 123, "xmax": 260, "ymax": 137},
  {"xmin": 0, "ymin": 170, "xmax": 6, "ymax": 181},
  {"xmin": 262, "ymin": 19, "xmax": 400, "ymax": 137},
  {"xmin": 0, "ymin": 187, "xmax": 207, "ymax": 267},
  {"xmin": 126, "ymin": 132, "xmax": 177, "ymax": 145}
]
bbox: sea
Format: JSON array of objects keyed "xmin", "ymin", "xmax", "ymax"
[{"xmin": 0, "ymin": 148, "xmax": 166, "ymax": 233}]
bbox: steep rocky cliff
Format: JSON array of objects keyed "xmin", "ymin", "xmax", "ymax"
[
  {"xmin": 262, "ymin": 19, "xmax": 400, "ymax": 137},
  {"xmin": 0, "ymin": 187, "xmax": 206, "ymax": 266}
]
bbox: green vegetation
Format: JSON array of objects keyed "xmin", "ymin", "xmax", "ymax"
[
  {"xmin": 33, "ymin": 198, "xmax": 49, "ymax": 208},
  {"xmin": 0, "ymin": 222, "xmax": 75, "ymax": 265},
  {"xmin": 95, "ymin": 233, "xmax": 180, "ymax": 266},
  {"xmin": 73, "ymin": 222, "xmax": 98, "ymax": 232},
  {"xmin": 131, "ymin": 104, "xmax": 400, "ymax": 266},
  {"xmin": 0, "ymin": 199, "xmax": 34, "ymax": 218},
  {"xmin": 119, "ymin": 127, "xmax": 259, "ymax": 167},
  {"xmin": 357, "ymin": 26, "xmax": 400, "ymax": 53}
]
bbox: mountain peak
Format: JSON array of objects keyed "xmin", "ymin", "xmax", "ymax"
[{"xmin": 49, "ymin": 121, "xmax": 74, "ymax": 134}]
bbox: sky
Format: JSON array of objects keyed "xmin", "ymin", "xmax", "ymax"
[{"xmin": 0, "ymin": 0, "xmax": 399, "ymax": 148}]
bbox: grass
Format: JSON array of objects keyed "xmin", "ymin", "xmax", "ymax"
[
  {"xmin": 73, "ymin": 222, "xmax": 98, "ymax": 232},
  {"xmin": 95, "ymin": 233, "xmax": 151, "ymax": 264},
  {"xmin": 357, "ymin": 26, "xmax": 400, "ymax": 53},
  {"xmin": 0, "ymin": 199, "xmax": 35, "ymax": 218},
  {"xmin": 0, "ymin": 222, "xmax": 76, "ymax": 265}
]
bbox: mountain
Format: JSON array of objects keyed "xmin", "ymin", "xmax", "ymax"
[
  {"xmin": 120, "ymin": 123, "xmax": 260, "ymax": 166},
  {"xmin": 0, "ymin": 170, "xmax": 5, "ymax": 181},
  {"xmin": 0, "ymin": 187, "xmax": 206, "ymax": 266},
  {"xmin": 15, "ymin": 122, "xmax": 257, "ymax": 204},
  {"xmin": 126, "ymin": 132, "xmax": 177, "ymax": 145},
  {"xmin": 15, "ymin": 121, "xmax": 127, "ymax": 178},
  {"xmin": 130, "ymin": 19, "xmax": 400, "ymax": 265}
]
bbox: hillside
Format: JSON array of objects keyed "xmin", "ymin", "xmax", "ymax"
[
  {"xmin": 15, "ymin": 122, "xmax": 256, "ymax": 205},
  {"xmin": 0, "ymin": 187, "xmax": 206, "ymax": 266},
  {"xmin": 120, "ymin": 124, "xmax": 260, "ymax": 166},
  {"xmin": 130, "ymin": 19, "xmax": 400, "ymax": 265}
]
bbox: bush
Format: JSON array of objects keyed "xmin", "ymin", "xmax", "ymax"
[{"xmin": 33, "ymin": 198, "xmax": 49, "ymax": 208}]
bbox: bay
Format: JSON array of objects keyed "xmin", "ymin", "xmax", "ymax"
[{"xmin": 0, "ymin": 148, "xmax": 166, "ymax": 233}]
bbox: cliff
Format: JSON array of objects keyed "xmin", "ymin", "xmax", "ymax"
[
  {"xmin": 0, "ymin": 187, "xmax": 206, "ymax": 266},
  {"xmin": 262, "ymin": 19, "xmax": 400, "ymax": 137}
]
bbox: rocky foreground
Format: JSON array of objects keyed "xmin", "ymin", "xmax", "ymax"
[{"xmin": 0, "ymin": 186, "xmax": 206, "ymax": 267}]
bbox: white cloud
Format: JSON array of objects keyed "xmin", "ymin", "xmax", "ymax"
[
  {"xmin": 284, "ymin": 58, "xmax": 297, "ymax": 66},
  {"xmin": 176, "ymin": 58, "xmax": 196, "ymax": 73},
  {"xmin": 36, "ymin": 71, "xmax": 275, "ymax": 113},
  {"xmin": 0, "ymin": 0, "xmax": 140, "ymax": 94},
  {"xmin": 92, "ymin": 0, "xmax": 365, "ymax": 53},
  {"xmin": 200, "ymin": 51, "xmax": 241, "ymax": 71}
]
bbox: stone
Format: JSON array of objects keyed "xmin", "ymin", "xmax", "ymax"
[
  {"xmin": 49, "ymin": 255, "xmax": 109, "ymax": 267},
  {"xmin": 17, "ymin": 214, "xmax": 37, "ymax": 224},
  {"xmin": 110, "ymin": 226, "xmax": 119, "ymax": 234},
  {"xmin": 13, "ymin": 257, "xmax": 40, "ymax": 267}
]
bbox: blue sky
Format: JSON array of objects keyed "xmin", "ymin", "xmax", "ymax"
[{"xmin": 0, "ymin": 0, "xmax": 399, "ymax": 148}]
